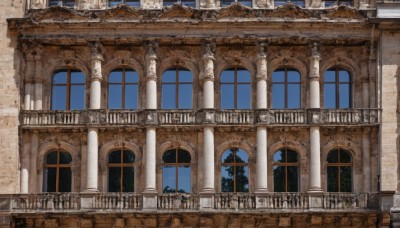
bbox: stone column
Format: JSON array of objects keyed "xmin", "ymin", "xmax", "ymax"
[
  {"xmin": 29, "ymin": 132, "xmax": 38, "ymax": 192},
  {"xmin": 255, "ymin": 44, "xmax": 269, "ymax": 197},
  {"xmin": 308, "ymin": 44, "xmax": 322, "ymax": 199},
  {"xmin": 24, "ymin": 82, "xmax": 32, "ymax": 110},
  {"xmin": 20, "ymin": 133, "xmax": 31, "ymax": 193},
  {"xmin": 143, "ymin": 43, "xmax": 158, "ymax": 210},
  {"xmin": 34, "ymin": 82, "xmax": 43, "ymax": 110},
  {"xmin": 85, "ymin": 42, "xmax": 103, "ymax": 192},
  {"xmin": 200, "ymin": 44, "xmax": 215, "ymax": 210},
  {"xmin": 362, "ymin": 128, "xmax": 371, "ymax": 192}
]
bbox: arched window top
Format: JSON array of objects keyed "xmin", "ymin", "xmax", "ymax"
[
  {"xmin": 162, "ymin": 149, "xmax": 191, "ymax": 163},
  {"xmin": 162, "ymin": 67, "xmax": 192, "ymax": 83},
  {"xmin": 44, "ymin": 150, "xmax": 72, "ymax": 192},
  {"xmin": 46, "ymin": 150, "xmax": 72, "ymax": 165},
  {"xmin": 273, "ymin": 148, "xmax": 299, "ymax": 163},
  {"xmin": 324, "ymin": 67, "xmax": 352, "ymax": 109},
  {"xmin": 272, "ymin": 68, "xmax": 301, "ymax": 83},
  {"xmin": 327, "ymin": 148, "xmax": 352, "ymax": 163},
  {"xmin": 220, "ymin": 67, "xmax": 251, "ymax": 109},
  {"xmin": 220, "ymin": 67, "xmax": 251, "ymax": 83},
  {"xmin": 325, "ymin": 67, "xmax": 351, "ymax": 82},
  {"xmin": 221, "ymin": 148, "xmax": 249, "ymax": 164},
  {"xmin": 108, "ymin": 149, "xmax": 136, "ymax": 164},
  {"xmin": 52, "ymin": 69, "xmax": 85, "ymax": 84},
  {"xmin": 271, "ymin": 68, "xmax": 301, "ymax": 109},
  {"xmin": 51, "ymin": 69, "xmax": 85, "ymax": 110},
  {"xmin": 109, "ymin": 68, "xmax": 138, "ymax": 83}
]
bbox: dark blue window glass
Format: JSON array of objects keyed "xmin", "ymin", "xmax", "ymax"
[
  {"xmin": 220, "ymin": 67, "xmax": 251, "ymax": 109},
  {"xmin": 51, "ymin": 70, "xmax": 85, "ymax": 110},
  {"xmin": 324, "ymin": 67, "xmax": 351, "ymax": 109},
  {"xmin": 108, "ymin": 68, "xmax": 139, "ymax": 109},
  {"xmin": 162, "ymin": 68, "xmax": 193, "ymax": 109},
  {"xmin": 272, "ymin": 68, "xmax": 301, "ymax": 109}
]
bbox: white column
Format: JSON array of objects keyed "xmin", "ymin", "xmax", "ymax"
[
  {"xmin": 86, "ymin": 128, "xmax": 98, "ymax": 191},
  {"xmin": 203, "ymin": 127, "xmax": 215, "ymax": 192},
  {"xmin": 24, "ymin": 83, "xmax": 32, "ymax": 110},
  {"xmin": 308, "ymin": 44, "xmax": 322, "ymax": 192},
  {"xmin": 144, "ymin": 127, "xmax": 157, "ymax": 192},
  {"xmin": 89, "ymin": 44, "xmax": 103, "ymax": 109},
  {"xmin": 20, "ymin": 134, "xmax": 31, "ymax": 193},
  {"xmin": 145, "ymin": 45, "xmax": 157, "ymax": 110},
  {"xmin": 362, "ymin": 129, "xmax": 371, "ymax": 192},
  {"xmin": 255, "ymin": 44, "xmax": 268, "ymax": 193},
  {"xmin": 29, "ymin": 133, "xmax": 38, "ymax": 192},
  {"xmin": 203, "ymin": 45, "xmax": 215, "ymax": 109},
  {"xmin": 34, "ymin": 82, "xmax": 42, "ymax": 110}
]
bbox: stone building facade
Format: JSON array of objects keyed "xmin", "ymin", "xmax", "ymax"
[{"xmin": 1, "ymin": 0, "xmax": 400, "ymax": 227}]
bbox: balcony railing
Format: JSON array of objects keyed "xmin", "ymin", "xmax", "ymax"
[
  {"xmin": 0, "ymin": 192, "xmax": 380, "ymax": 213},
  {"xmin": 20, "ymin": 109, "xmax": 380, "ymax": 128}
]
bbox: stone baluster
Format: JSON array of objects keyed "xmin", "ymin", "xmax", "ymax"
[
  {"xmin": 255, "ymin": 43, "xmax": 269, "ymax": 202},
  {"xmin": 308, "ymin": 44, "xmax": 323, "ymax": 202},
  {"xmin": 86, "ymin": 42, "xmax": 103, "ymax": 192},
  {"xmin": 200, "ymin": 44, "xmax": 215, "ymax": 210}
]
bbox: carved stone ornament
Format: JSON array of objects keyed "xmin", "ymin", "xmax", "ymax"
[
  {"xmin": 159, "ymin": 4, "xmax": 193, "ymax": 19},
  {"xmin": 326, "ymin": 5, "xmax": 364, "ymax": 19},
  {"xmin": 257, "ymin": 0, "xmax": 272, "ymax": 8},
  {"xmin": 217, "ymin": 3, "xmax": 256, "ymax": 18},
  {"xmin": 29, "ymin": 6, "xmax": 88, "ymax": 22},
  {"xmin": 59, "ymin": 49, "xmax": 76, "ymax": 67},
  {"xmin": 204, "ymin": 111, "xmax": 215, "ymax": 123},
  {"xmin": 86, "ymin": 110, "xmax": 106, "ymax": 125},
  {"xmin": 256, "ymin": 44, "xmax": 268, "ymax": 81},
  {"xmin": 267, "ymin": 4, "xmax": 309, "ymax": 19},
  {"xmin": 257, "ymin": 111, "xmax": 274, "ymax": 124},
  {"xmin": 146, "ymin": 43, "xmax": 157, "ymax": 80},
  {"xmin": 96, "ymin": 4, "xmax": 141, "ymax": 19},
  {"xmin": 202, "ymin": 44, "xmax": 215, "ymax": 81},
  {"xmin": 145, "ymin": 111, "xmax": 158, "ymax": 125},
  {"xmin": 309, "ymin": 43, "xmax": 321, "ymax": 79}
]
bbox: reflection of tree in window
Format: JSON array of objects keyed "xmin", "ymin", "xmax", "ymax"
[
  {"xmin": 273, "ymin": 148, "xmax": 299, "ymax": 192},
  {"xmin": 108, "ymin": 149, "xmax": 136, "ymax": 192},
  {"xmin": 327, "ymin": 148, "xmax": 352, "ymax": 192},
  {"xmin": 220, "ymin": 67, "xmax": 251, "ymax": 109},
  {"xmin": 162, "ymin": 67, "xmax": 192, "ymax": 109},
  {"xmin": 271, "ymin": 68, "xmax": 301, "ymax": 109},
  {"xmin": 51, "ymin": 70, "xmax": 85, "ymax": 110},
  {"xmin": 44, "ymin": 150, "xmax": 72, "ymax": 192},
  {"xmin": 221, "ymin": 148, "xmax": 249, "ymax": 192},
  {"xmin": 324, "ymin": 67, "xmax": 352, "ymax": 109},
  {"xmin": 108, "ymin": 68, "xmax": 139, "ymax": 109},
  {"xmin": 162, "ymin": 149, "xmax": 191, "ymax": 193}
]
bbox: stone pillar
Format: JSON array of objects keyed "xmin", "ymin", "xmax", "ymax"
[
  {"xmin": 85, "ymin": 42, "xmax": 103, "ymax": 192},
  {"xmin": 24, "ymin": 83, "xmax": 32, "ymax": 110},
  {"xmin": 200, "ymin": 44, "xmax": 215, "ymax": 210},
  {"xmin": 34, "ymin": 82, "xmax": 42, "ymax": 110},
  {"xmin": 29, "ymin": 132, "xmax": 38, "ymax": 192},
  {"xmin": 143, "ymin": 43, "xmax": 158, "ymax": 210},
  {"xmin": 255, "ymin": 44, "xmax": 269, "ymax": 198},
  {"xmin": 308, "ymin": 44, "xmax": 322, "ymax": 207},
  {"xmin": 20, "ymin": 134, "xmax": 30, "ymax": 193},
  {"xmin": 362, "ymin": 128, "xmax": 371, "ymax": 192}
]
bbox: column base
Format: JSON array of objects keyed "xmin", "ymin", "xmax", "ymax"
[
  {"xmin": 142, "ymin": 190, "xmax": 158, "ymax": 211},
  {"xmin": 254, "ymin": 190, "xmax": 269, "ymax": 209},
  {"xmin": 82, "ymin": 188, "xmax": 98, "ymax": 193},
  {"xmin": 307, "ymin": 191, "xmax": 324, "ymax": 211},
  {"xmin": 80, "ymin": 192, "xmax": 97, "ymax": 210},
  {"xmin": 199, "ymin": 191, "xmax": 215, "ymax": 211}
]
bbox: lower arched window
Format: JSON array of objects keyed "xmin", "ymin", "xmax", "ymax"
[
  {"xmin": 108, "ymin": 149, "xmax": 136, "ymax": 192},
  {"xmin": 327, "ymin": 148, "xmax": 352, "ymax": 192},
  {"xmin": 221, "ymin": 148, "xmax": 249, "ymax": 192},
  {"xmin": 273, "ymin": 148, "xmax": 299, "ymax": 192},
  {"xmin": 43, "ymin": 150, "xmax": 72, "ymax": 192},
  {"xmin": 162, "ymin": 149, "xmax": 191, "ymax": 193}
]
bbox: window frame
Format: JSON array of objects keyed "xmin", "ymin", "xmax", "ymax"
[
  {"xmin": 51, "ymin": 69, "xmax": 86, "ymax": 110},
  {"xmin": 107, "ymin": 68, "xmax": 139, "ymax": 110},
  {"xmin": 220, "ymin": 148, "xmax": 250, "ymax": 193},
  {"xmin": 219, "ymin": 67, "xmax": 251, "ymax": 110},
  {"xmin": 326, "ymin": 148, "xmax": 353, "ymax": 192},
  {"xmin": 43, "ymin": 149, "xmax": 72, "ymax": 193},
  {"xmin": 161, "ymin": 67, "xmax": 193, "ymax": 110},
  {"xmin": 161, "ymin": 148, "xmax": 192, "ymax": 193},
  {"xmin": 271, "ymin": 67, "xmax": 301, "ymax": 109},
  {"xmin": 323, "ymin": 67, "xmax": 352, "ymax": 109},
  {"xmin": 107, "ymin": 148, "xmax": 136, "ymax": 192},
  {"xmin": 272, "ymin": 148, "xmax": 300, "ymax": 192}
]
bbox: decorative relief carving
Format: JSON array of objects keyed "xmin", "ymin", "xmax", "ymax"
[
  {"xmin": 267, "ymin": 4, "xmax": 309, "ymax": 19},
  {"xmin": 309, "ymin": 43, "xmax": 321, "ymax": 79},
  {"xmin": 326, "ymin": 5, "xmax": 364, "ymax": 19},
  {"xmin": 159, "ymin": 4, "xmax": 193, "ymax": 19},
  {"xmin": 146, "ymin": 42, "xmax": 158, "ymax": 80},
  {"xmin": 97, "ymin": 4, "xmax": 141, "ymax": 19},
  {"xmin": 202, "ymin": 43, "xmax": 215, "ymax": 81},
  {"xmin": 256, "ymin": 42, "xmax": 267, "ymax": 81},
  {"xmin": 59, "ymin": 49, "xmax": 76, "ymax": 67},
  {"xmin": 217, "ymin": 3, "xmax": 255, "ymax": 18}
]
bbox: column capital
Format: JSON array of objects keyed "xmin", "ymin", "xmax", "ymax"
[
  {"xmin": 256, "ymin": 43, "xmax": 268, "ymax": 82},
  {"xmin": 202, "ymin": 44, "xmax": 215, "ymax": 82},
  {"xmin": 89, "ymin": 42, "xmax": 105, "ymax": 61}
]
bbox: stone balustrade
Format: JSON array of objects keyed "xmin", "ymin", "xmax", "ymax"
[
  {"xmin": 0, "ymin": 192, "xmax": 380, "ymax": 213},
  {"xmin": 157, "ymin": 193, "xmax": 198, "ymax": 210},
  {"xmin": 20, "ymin": 109, "xmax": 381, "ymax": 128}
]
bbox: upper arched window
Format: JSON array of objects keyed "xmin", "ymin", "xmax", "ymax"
[
  {"xmin": 220, "ymin": 67, "xmax": 251, "ymax": 109},
  {"xmin": 108, "ymin": 68, "xmax": 139, "ymax": 109},
  {"xmin": 51, "ymin": 70, "xmax": 85, "ymax": 110},
  {"xmin": 109, "ymin": 0, "xmax": 140, "ymax": 7},
  {"xmin": 162, "ymin": 67, "xmax": 193, "ymax": 109},
  {"xmin": 324, "ymin": 67, "xmax": 352, "ymax": 109},
  {"xmin": 272, "ymin": 68, "xmax": 301, "ymax": 109},
  {"xmin": 43, "ymin": 150, "xmax": 72, "ymax": 192},
  {"xmin": 162, "ymin": 149, "xmax": 191, "ymax": 193},
  {"xmin": 108, "ymin": 149, "xmax": 136, "ymax": 192},
  {"xmin": 48, "ymin": 0, "xmax": 75, "ymax": 7},
  {"xmin": 221, "ymin": 148, "xmax": 249, "ymax": 192},
  {"xmin": 327, "ymin": 148, "xmax": 352, "ymax": 192},
  {"xmin": 273, "ymin": 148, "xmax": 299, "ymax": 192}
]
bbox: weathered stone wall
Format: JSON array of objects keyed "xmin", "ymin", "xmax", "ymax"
[{"xmin": 0, "ymin": 0, "xmax": 23, "ymax": 193}]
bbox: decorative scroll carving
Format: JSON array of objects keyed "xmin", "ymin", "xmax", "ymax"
[
  {"xmin": 89, "ymin": 42, "xmax": 105, "ymax": 81},
  {"xmin": 267, "ymin": 4, "xmax": 309, "ymax": 19},
  {"xmin": 309, "ymin": 43, "xmax": 321, "ymax": 79},
  {"xmin": 326, "ymin": 6, "xmax": 364, "ymax": 19},
  {"xmin": 159, "ymin": 4, "xmax": 193, "ymax": 19},
  {"xmin": 256, "ymin": 42, "xmax": 267, "ymax": 81},
  {"xmin": 202, "ymin": 43, "xmax": 215, "ymax": 81},
  {"xmin": 217, "ymin": 3, "xmax": 255, "ymax": 18},
  {"xmin": 97, "ymin": 4, "xmax": 141, "ymax": 19},
  {"xmin": 59, "ymin": 49, "xmax": 76, "ymax": 67},
  {"xmin": 145, "ymin": 42, "xmax": 158, "ymax": 81}
]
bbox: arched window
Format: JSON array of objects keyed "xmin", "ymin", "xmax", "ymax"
[
  {"xmin": 43, "ymin": 150, "xmax": 72, "ymax": 192},
  {"xmin": 220, "ymin": 67, "xmax": 251, "ymax": 109},
  {"xmin": 108, "ymin": 149, "xmax": 136, "ymax": 192},
  {"xmin": 51, "ymin": 69, "xmax": 85, "ymax": 110},
  {"xmin": 108, "ymin": 68, "xmax": 139, "ymax": 109},
  {"xmin": 324, "ymin": 67, "xmax": 352, "ymax": 109},
  {"xmin": 162, "ymin": 149, "xmax": 191, "ymax": 193},
  {"xmin": 162, "ymin": 67, "xmax": 192, "ymax": 109},
  {"xmin": 272, "ymin": 68, "xmax": 301, "ymax": 109},
  {"xmin": 221, "ymin": 148, "xmax": 249, "ymax": 192},
  {"xmin": 273, "ymin": 148, "xmax": 299, "ymax": 192},
  {"xmin": 327, "ymin": 148, "xmax": 352, "ymax": 192}
]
